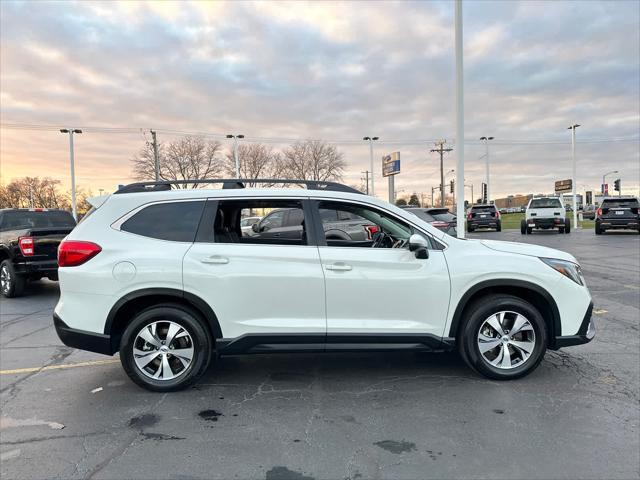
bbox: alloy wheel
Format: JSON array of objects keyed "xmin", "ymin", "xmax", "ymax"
[
  {"xmin": 132, "ymin": 320, "xmax": 195, "ymax": 381},
  {"xmin": 1, "ymin": 265, "xmax": 10, "ymax": 294},
  {"xmin": 477, "ymin": 311, "xmax": 536, "ymax": 370}
]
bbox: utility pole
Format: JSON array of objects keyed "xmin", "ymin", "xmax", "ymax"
[
  {"xmin": 361, "ymin": 171, "xmax": 370, "ymax": 195},
  {"xmin": 363, "ymin": 137, "xmax": 379, "ymax": 196},
  {"xmin": 568, "ymin": 124, "xmax": 580, "ymax": 229},
  {"xmin": 60, "ymin": 128, "xmax": 82, "ymax": 221},
  {"xmin": 150, "ymin": 130, "xmax": 160, "ymax": 181},
  {"xmin": 430, "ymin": 140, "xmax": 453, "ymax": 207}
]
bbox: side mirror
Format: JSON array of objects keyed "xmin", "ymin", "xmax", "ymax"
[
  {"xmin": 408, "ymin": 234, "xmax": 429, "ymax": 259},
  {"xmin": 252, "ymin": 223, "xmax": 260, "ymax": 233}
]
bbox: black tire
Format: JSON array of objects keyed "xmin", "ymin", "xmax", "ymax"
[
  {"xmin": 520, "ymin": 220, "xmax": 527, "ymax": 235},
  {"xmin": 467, "ymin": 225, "xmax": 474, "ymax": 233},
  {"xmin": 120, "ymin": 304, "xmax": 213, "ymax": 392},
  {"xmin": 458, "ymin": 294, "xmax": 547, "ymax": 380},
  {"xmin": 595, "ymin": 222, "xmax": 602, "ymax": 235},
  {"xmin": 526, "ymin": 227, "xmax": 533, "ymax": 235},
  {"xmin": 496, "ymin": 221, "xmax": 502, "ymax": 232},
  {"xmin": 559, "ymin": 228, "xmax": 565, "ymax": 234},
  {"xmin": 1, "ymin": 260, "xmax": 26, "ymax": 298},
  {"xmin": 564, "ymin": 218, "xmax": 571, "ymax": 234}
]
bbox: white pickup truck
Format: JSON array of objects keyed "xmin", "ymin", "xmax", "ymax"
[{"xmin": 521, "ymin": 197, "xmax": 570, "ymax": 234}]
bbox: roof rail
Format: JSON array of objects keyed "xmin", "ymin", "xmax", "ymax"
[{"xmin": 114, "ymin": 179, "xmax": 363, "ymax": 195}]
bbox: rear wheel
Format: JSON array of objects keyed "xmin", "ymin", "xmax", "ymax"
[
  {"xmin": 0, "ymin": 260, "xmax": 25, "ymax": 298},
  {"xmin": 595, "ymin": 222, "xmax": 602, "ymax": 235},
  {"xmin": 458, "ymin": 294, "xmax": 547, "ymax": 380},
  {"xmin": 520, "ymin": 220, "xmax": 527, "ymax": 235},
  {"xmin": 526, "ymin": 227, "xmax": 533, "ymax": 235},
  {"xmin": 496, "ymin": 221, "xmax": 502, "ymax": 232},
  {"xmin": 564, "ymin": 218, "xmax": 571, "ymax": 234},
  {"xmin": 120, "ymin": 305, "xmax": 213, "ymax": 392},
  {"xmin": 467, "ymin": 225, "xmax": 474, "ymax": 233}
]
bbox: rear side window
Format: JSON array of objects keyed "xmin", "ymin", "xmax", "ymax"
[{"xmin": 121, "ymin": 201, "xmax": 204, "ymax": 242}]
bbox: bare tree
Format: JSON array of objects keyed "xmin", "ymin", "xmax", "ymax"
[
  {"xmin": 132, "ymin": 136, "xmax": 223, "ymax": 188},
  {"xmin": 281, "ymin": 140, "xmax": 346, "ymax": 182},
  {"xmin": 0, "ymin": 177, "xmax": 70, "ymax": 209},
  {"xmin": 224, "ymin": 143, "xmax": 283, "ymax": 186}
]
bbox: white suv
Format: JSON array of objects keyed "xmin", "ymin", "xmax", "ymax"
[{"xmin": 54, "ymin": 180, "xmax": 595, "ymax": 391}]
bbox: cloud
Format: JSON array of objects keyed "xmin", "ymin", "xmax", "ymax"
[{"xmin": 1, "ymin": 0, "xmax": 638, "ymax": 199}]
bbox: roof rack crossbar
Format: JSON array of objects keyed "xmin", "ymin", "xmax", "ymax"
[{"xmin": 115, "ymin": 179, "xmax": 363, "ymax": 195}]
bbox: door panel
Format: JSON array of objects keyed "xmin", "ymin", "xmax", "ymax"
[{"xmin": 184, "ymin": 244, "xmax": 325, "ymax": 338}]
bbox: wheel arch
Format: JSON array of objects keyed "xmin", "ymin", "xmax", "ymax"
[
  {"xmin": 105, "ymin": 288, "xmax": 223, "ymax": 353},
  {"xmin": 448, "ymin": 280, "xmax": 561, "ymax": 347}
]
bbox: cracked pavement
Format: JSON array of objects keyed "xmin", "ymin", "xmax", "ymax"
[{"xmin": 1, "ymin": 229, "xmax": 638, "ymax": 479}]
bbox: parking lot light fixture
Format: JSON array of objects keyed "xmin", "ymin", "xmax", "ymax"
[
  {"xmin": 480, "ymin": 136, "xmax": 494, "ymax": 204},
  {"xmin": 567, "ymin": 124, "xmax": 580, "ymax": 228},
  {"xmin": 363, "ymin": 137, "xmax": 379, "ymax": 196},
  {"xmin": 60, "ymin": 128, "xmax": 82, "ymax": 221}
]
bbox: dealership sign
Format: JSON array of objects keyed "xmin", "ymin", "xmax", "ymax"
[
  {"xmin": 555, "ymin": 179, "xmax": 572, "ymax": 193},
  {"xmin": 382, "ymin": 152, "xmax": 400, "ymax": 177}
]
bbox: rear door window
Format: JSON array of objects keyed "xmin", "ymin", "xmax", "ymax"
[{"xmin": 120, "ymin": 201, "xmax": 205, "ymax": 242}]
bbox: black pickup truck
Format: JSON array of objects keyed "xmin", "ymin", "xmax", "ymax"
[{"xmin": 0, "ymin": 209, "xmax": 76, "ymax": 297}]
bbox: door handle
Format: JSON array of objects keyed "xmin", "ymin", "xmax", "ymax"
[
  {"xmin": 325, "ymin": 263, "xmax": 352, "ymax": 271},
  {"xmin": 201, "ymin": 255, "xmax": 229, "ymax": 265}
]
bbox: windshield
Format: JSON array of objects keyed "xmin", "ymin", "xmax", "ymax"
[
  {"xmin": 530, "ymin": 198, "xmax": 562, "ymax": 208},
  {"xmin": 0, "ymin": 210, "xmax": 76, "ymax": 230},
  {"xmin": 602, "ymin": 199, "xmax": 639, "ymax": 208}
]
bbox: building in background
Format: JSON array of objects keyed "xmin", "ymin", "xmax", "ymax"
[{"xmin": 494, "ymin": 194, "xmax": 533, "ymax": 209}]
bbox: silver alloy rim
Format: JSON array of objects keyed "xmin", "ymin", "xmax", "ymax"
[
  {"xmin": 477, "ymin": 311, "xmax": 536, "ymax": 370},
  {"xmin": 133, "ymin": 321, "xmax": 194, "ymax": 381},
  {"xmin": 1, "ymin": 265, "xmax": 10, "ymax": 293}
]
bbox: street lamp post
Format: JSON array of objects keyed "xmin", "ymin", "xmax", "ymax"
[
  {"xmin": 363, "ymin": 137, "xmax": 379, "ymax": 196},
  {"xmin": 567, "ymin": 124, "xmax": 580, "ymax": 229},
  {"xmin": 479, "ymin": 136, "xmax": 494, "ymax": 204},
  {"xmin": 60, "ymin": 128, "xmax": 82, "ymax": 221},
  {"xmin": 226, "ymin": 134, "xmax": 245, "ymax": 178}
]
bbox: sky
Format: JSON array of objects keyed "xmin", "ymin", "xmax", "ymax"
[{"xmin": 1, "ymin": 0, "xmax": 639, "ymax": 202}]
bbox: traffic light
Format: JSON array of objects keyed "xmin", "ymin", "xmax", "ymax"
[
  {"xmin": 450, "ymin": 180, "xmax": 454, "ymax": 194},
  {"xmin": 614, "ymin": 179, "xmax": 621, "ymax": 192}
]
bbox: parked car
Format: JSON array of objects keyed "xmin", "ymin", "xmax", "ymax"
[
  {"xmin": 253, "ymin": 206, "xmax": 379, "ymax": 243},
  {"xmin": 595, "ymin": 197, "xmax": 640, "ymax": 234},
  {"xmin": 521, "ymin": 197, "xmax": 570, "ymax": 235},
  {"xmin": 403, "ymin": 207, "xmax": 457, "ymax": 236},
  {"xmin": 54, "ymin": 178, "xmax": 594, "ymax": 391},
  {"xmin": 240, "ymin": 216, "xmax": 261, "ymax": 237},
  {"xmin": 0, "ymin": 208, "xmax": 76, "ymax": 297},
  {"xmin": 467, "ymin": 204, "xmax": 501, "ymax": 232},
  {"xmin": 582, "ymin": 205, "xmax": 597, "ymax": 220}
]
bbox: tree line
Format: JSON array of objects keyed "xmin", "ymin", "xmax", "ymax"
[
  {"xmin": 0, "ymin": 177, "xmax": 93, "ymax": 212},
  {"xmin": 131, "ymin": 137, "xmax": 347, "ymax": 187}
]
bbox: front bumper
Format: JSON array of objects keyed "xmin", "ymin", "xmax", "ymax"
[
  {"xmin": 552, "ymin": 302, "xmax": 595, "ymax": 349},
  {"xmin": 53, "ymin": 313, "xmax": 113, "ymax": 355}
]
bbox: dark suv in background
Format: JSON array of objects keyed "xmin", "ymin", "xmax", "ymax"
[
  {"xmin": 403, "ymin": 207, "xmax": 457, "ymax": 236},
  {"xmin": 0, "ymin": 208, "xmax": 76, "ymax": 297},
  {"xmin": 466, "ymin": 204, "xmax": 501, "ymax": 232},
  {"xmin": 595, "ymin": 197, "xmax": 640, "ymax": 234}
]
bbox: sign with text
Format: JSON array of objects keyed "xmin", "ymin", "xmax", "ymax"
[
  {"xmin": 382, "ymin": 152, "xmax": 400, "ymax": 177},
  {"xmin": 555, "ymin": 179, "xmax": 572, "ymax": 193}
]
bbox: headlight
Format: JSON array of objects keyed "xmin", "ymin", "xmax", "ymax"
[{"xmin": 540, "ymin": 257, "xmax": 584, "ymax": 286}]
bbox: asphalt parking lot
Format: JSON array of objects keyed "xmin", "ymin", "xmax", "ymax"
[{"xmin": 1, "ymin": 229, "xmax": 638, "ymax": 480}]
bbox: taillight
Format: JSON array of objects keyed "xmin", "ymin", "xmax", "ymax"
[
  {"xmin": 596, "ymin": 208, "xmax": 602, "ymax": 217},
  {"xmin": 496, "ymin": 211, "xmax": 501, "ymax": 218},
  {"xmin": 467, "ymin": 213, "xmax": 472, "ymax": 220},
  {"xmin": 364, "ymin": 225, "xmax": 380, "ymax": 240},
  {"xmin": 58, "ymin": 241, "xmax": 102, "ymax": 267},
  {"xmin": 431, "ymin": 221, "xmax": 449, "ymax": 229},
  {"xmin": 18, "ymin": 236, "xmax": 34, "ymax": 256}
]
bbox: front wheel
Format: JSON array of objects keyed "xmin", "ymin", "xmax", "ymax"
[
  {"xmin": 1, "ymin": 260, "xmax": 25, "ymax": 298},
  {"xmin": 458, "ymin": 294, "xmax": 547, "ymax": 380},
  {"xmin": 120, "ymin": 305, "xmax": 213, "ymax": 392}
]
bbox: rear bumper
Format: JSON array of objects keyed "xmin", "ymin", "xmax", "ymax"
[
  {"xmin": 552, "ymin": 302, "xmax": 595, "ymax": 349},
  {"xmin": 468, "ymin": 220, "xmax": 498, "ymax": 228},
  {"xmin": 53, "ymin": 313, "xmax": 113, "ymax": 355},
  {"xmin": 598, "ymin": 218, "xmax": 639, "ymax": 229},
  {"xmin": 13, "ymin": 259, "xmax": 58, "ymax": 276},
  {"xmin": 527, "ymin": 217, "xmax": 564, "ymax": 229}
]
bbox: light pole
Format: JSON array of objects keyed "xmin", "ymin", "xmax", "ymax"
[
  {"xmin": 226, "ymin": 134, "xmax": 245, "ymax": 178},
  {"xmin": 363, "ymin": 137, "xmax": 379, "ymax": 196},
  {"xmin": 567, "ymin": 124, "xmax": 580, "ymax": 229},
  {"xmin": 60, "ymin": 128, "xmax": 82, "ymax": 221},
  {"xmin": 464, "ymin": 183, "xmax": 474, "ymax": 206},
  {"xmin": 479, "ymin": 136, "xmax": 494, "ymax": 204},
  {"xmin": 602, "ymin": 170, "xmax": 618, "ymax": 195}
]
